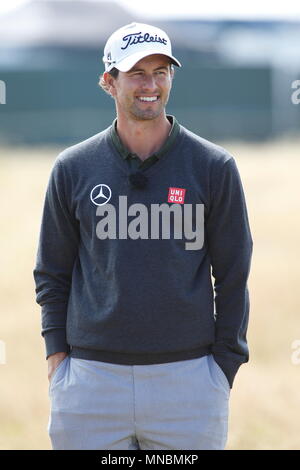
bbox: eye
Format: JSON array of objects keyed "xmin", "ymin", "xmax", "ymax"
[{"xmin": 155, "ymin": 70, "xmax": 167, "ymax": 77}]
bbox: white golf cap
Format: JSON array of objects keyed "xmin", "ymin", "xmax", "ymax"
[{"xmin": 103, "ymin": 22, "xmax": 181, "ymax": 72}]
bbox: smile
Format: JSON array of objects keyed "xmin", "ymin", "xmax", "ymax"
[{"xmin": 137, "ymin": 96, "xmax": 159, "ymax": 102}]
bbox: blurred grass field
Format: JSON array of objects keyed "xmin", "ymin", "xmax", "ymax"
[{"xmin": 1, "ymin": 138, "xmax": 300, "ymax": 450}]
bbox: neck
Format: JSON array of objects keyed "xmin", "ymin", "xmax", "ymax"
[{"xmin": 116, "ymin": 113, "xmax": 171, "ymax": 161}]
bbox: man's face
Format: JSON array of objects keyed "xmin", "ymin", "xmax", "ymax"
[{"xmin": 108, "ymin": 54, "xmax": 174, "ymax": 121}]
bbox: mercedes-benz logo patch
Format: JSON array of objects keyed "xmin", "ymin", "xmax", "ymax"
[{"xmin": 90, "ymin": 184, "xmax": 112, "ymax": 206}]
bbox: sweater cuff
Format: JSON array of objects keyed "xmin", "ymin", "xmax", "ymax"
[{"xmin": 43, "ymin": 329, "xmax": 70, "ymax": 359}]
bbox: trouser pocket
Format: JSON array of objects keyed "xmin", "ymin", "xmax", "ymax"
[
  {"xmin": 48, "ymin": 356, "xmax": 69, "ymax": 395},
  {"xmin": 206, "ymin": 354, "xmax": 230, "ymax": 395}
]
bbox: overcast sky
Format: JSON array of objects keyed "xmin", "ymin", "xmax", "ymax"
[{"xmin": 1, "ymin": 0, "xmax": 300, "ymax": 19}]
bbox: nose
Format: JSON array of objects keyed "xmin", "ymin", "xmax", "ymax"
[{"xmin": 141, "ymin": 73, "xmax": 157, "ymax": 91}]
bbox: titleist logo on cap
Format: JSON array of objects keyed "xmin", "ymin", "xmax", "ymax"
[{"xmin": 121, "ymin": 32, "xmax": 167, "ymax": 50}]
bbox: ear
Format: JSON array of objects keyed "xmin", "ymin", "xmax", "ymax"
[
  {"xmin": 170, "ymin": 65, "xmax": 175, "ymax": 81},
  {"xmin": 103, "ymin": 71, "xmax": 117, "ymax": 97}
]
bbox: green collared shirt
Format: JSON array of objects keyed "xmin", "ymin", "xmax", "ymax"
[{"xmin": 110, "ymin": 115, "xmax": 180, "ymax": 172}]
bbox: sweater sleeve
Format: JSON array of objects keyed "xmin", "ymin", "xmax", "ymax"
[
  {"xmin": 206, "ymin": 156, "xmax": 253, "ymax": 388},
  {"xmin": 33, "ymin": 158, "xmax": 80, "ymax": 358}
]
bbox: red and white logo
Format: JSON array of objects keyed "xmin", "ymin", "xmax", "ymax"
[{"xmin": 168, "ymin": 187, "xmax": 186, "ymax": 204}]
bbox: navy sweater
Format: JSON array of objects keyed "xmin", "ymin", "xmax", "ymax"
[{"xmin": 33, "ymin": 122, "xmax": 253, "ymax": 388}]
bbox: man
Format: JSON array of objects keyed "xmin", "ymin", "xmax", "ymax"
[{"xmin": 34, "ymin": 22, "xmax": 253, "ymax": 450}]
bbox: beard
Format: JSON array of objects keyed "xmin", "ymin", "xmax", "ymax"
[
  {"xmin": 130, "ymin": 100, "xmax": 165, "ymax": 120},
  {"xmin": 120, "ymin": 91, "xmax": 170, "ymax": 121}
]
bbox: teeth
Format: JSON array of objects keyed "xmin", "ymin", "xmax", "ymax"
[{"xmin": 138, "ymin": 96, "xmax": 158, "ymax": 102}]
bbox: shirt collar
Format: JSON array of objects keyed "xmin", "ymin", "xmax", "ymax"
[{"xmin": 110, "ymin": 115, "xmax": 180, "ymax": 161}]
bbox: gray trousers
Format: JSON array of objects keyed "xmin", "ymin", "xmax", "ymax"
[{"xmin": 48, "ymin": 354, "xmax": 230, "ymax": 450}]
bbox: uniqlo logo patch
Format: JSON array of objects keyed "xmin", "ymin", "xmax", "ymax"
[{"xmin": 168, "ymin": 187, "xmax": 186, "ymax": 204}]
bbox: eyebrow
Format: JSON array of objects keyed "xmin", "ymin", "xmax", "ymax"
[{"xmin": 128, "ymin": 65, "xmax": 169, "ymax": 73}]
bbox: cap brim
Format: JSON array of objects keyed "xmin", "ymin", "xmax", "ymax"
[{"xmin": 108, "ymin": 50, "xmax": 181, "ymax": 72}]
